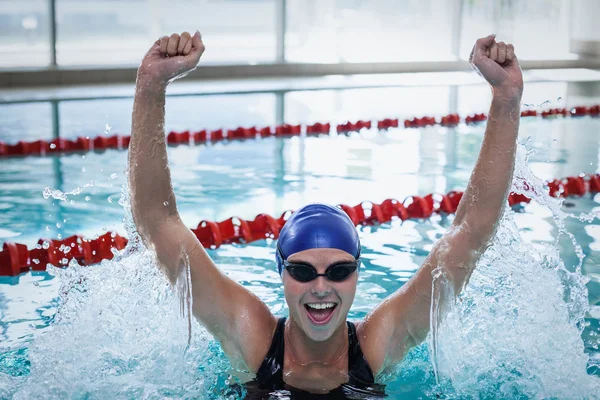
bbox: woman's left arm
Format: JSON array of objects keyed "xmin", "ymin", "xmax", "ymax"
[{"xmin": 359, "ymin": 35, "xmax": 524, "ymax": 374}]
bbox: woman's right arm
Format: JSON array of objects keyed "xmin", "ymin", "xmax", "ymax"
[{"xmin": 128, "ymin": 31, "xmax": 275, "ymax": 371}]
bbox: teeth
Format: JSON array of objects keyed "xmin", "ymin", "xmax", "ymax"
[{"xmin": 306, "ymin": 302, "xmax": 336, "ymax": 310}]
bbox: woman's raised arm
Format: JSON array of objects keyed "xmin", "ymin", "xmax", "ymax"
[
  {"xmin": 359, "ymin": 35, "xmax": 524, "ymax": 375},
  {"xmin": 128, "ymin": 31, "xmax": 275, "ymax": 372}
]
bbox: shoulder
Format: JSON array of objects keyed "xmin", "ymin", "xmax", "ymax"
[
  {"xmin": 354, "ymin": 320, "xmax": 385, "ymax": 375},
  {"xmin": 355, "ymin": 312, "xmax": 412, "ymax": 376},
  {"xmin": 238, "ymin": 313, "xmax": 279, "ymax": 373}
]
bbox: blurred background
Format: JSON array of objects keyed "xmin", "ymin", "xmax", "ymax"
[{"xmin": 0, "ymin": 0, "xmax": 597, "ymax": 70}]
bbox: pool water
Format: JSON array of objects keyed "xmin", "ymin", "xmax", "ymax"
[{"xmin": 1, "ymin": 84, "xmax": 600, "ymax": 399}]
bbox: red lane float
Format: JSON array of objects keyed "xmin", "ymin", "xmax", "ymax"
[
  {"xmin": 440, "ymin": 114, "xmax": 460, "ymax": 127},
  {"xmin": 337, "ymin": 120, "xmax": 371, "ymax": 133},
  {"xmin": 0, "ymin": 232, "xmax": 127, "ymax": 277},
  {"xmin": 465, "ymin": 113, "xmax": 488, "ymax": 124},
  {"xmin": 306, "ymin": 122, "xmax": 330, "ymax": 135},
  {"xmin": 2, "ymin": 173, "xmax": 599, "ymax": 276},
  {"xmin": 541, "ymin": 108, "xmax": 569, "ymax": 118},
  {"xmin": 377, "ymin": 118, "xmax": 399, "ymax": 130},
  {"xmin": 404, "ymin": 116, "xmax": 436, "ymax": 128},
  {"xmin": 521, "ymin": 110, "xmax": 537, "ymax": 117},
  {"xmin": 2, "ymin": 103, "xmax": 599, "ymax": 159}
]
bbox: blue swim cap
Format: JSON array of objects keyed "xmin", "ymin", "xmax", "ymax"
[{"xmin": 276, "ymin": 203, "xmax": 361, "ymax": 274}]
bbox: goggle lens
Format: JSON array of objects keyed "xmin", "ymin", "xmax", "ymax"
[{"xmin": 285, "ymin": 262, "xmax": 358, "ymax": 282}]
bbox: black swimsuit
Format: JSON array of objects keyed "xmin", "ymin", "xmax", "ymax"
[{"xmin": 245, "ymin": 317, "xmax": 387, "ymax": 399}]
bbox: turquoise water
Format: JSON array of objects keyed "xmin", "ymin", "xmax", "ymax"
[{"xmin": 1, "ymin": 84, "xmax": 600, "ymax": 398}]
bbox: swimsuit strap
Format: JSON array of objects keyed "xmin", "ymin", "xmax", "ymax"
[
  {"xmin": 346, "ymin": 321, "xmax": 375, "ymax": 385},
  {"xmin": 253, "ymin": 318, "xmax": 376, "ymax": 390},
  {"xmin": 254, "ymin": 317, "xmax": 286, "ymax": 389}
]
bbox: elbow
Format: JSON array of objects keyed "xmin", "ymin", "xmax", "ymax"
[
  {"xmin": 452, "ymin": 214, "xmax": 500, "ymax": 252},
  {"xmin": 132, "ymin": 207, "xmax": 180, "ymax": 249}
]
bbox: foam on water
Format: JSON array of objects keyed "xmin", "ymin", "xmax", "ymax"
[
  {"xmin": 430, "ymin": 144, "xmax": 600, "ymax": 399},
  {"xmin": 4, "ymin": 188, "xmax": 242, "ymax": 400}
]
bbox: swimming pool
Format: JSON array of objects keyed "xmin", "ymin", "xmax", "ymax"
[{"xmin": 1, "ymin": 80, "xmax": 600, "ymax": 398}]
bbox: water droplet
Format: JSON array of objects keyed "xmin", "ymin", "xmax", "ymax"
[
  {"xmin": 82, "ymin": 155, "xmax": 86, "ymax": 159},
  {"xmin": 110, "ymin": 173, "xmax": 117, "ymax": 179},
  {"xmin": 49, "ymin": 143, "xmax": 56, "ymax": 149},
  {"xmin": 32, "ymin": 259, "xmax": 40, "ymax": 264},
  {"xmin": 85, "ymin": 196, "xmax": 91, "ymax": 201},
  {"xmin": 105, "ymin": 124, "xmax": 112, "ymax": 134},
  {"xmin": 557, "ymin": 96, "xmax": 563, "ymax": 103},
  {"xmin": 45, "ymin": 226, "xmax": 50, "ymax": 232},
  {"xmin": 107, "ymin": 197, "xmax": 113, "ymax": 203},
  {"xmin": 69, "ymin": 200, "xmax": 75, "ymax": 204},
  {"xmin": 552, "ymin": 139, "xmax": 558, "ymax": 144},
  {"xmin": 42, "ymin": 241, "xmax": 50, "ymax": 249},
  {"xmin": 82, "ymin": 167, "xmax": 86, "ymax": 172},
  {"xmin": 33, "ymin": 282, "xmax": 39, "ymax": 287},
  {"xmin": 57, "ymin": 234, "xmax": 62, "ymax": 239},
  {"xmin": 163, "ymin": 201, "xmax": 169, "ymax": 206},
  {"xmin": 92, "ymin": 250, "xmax": 96, "ymax": 256},
  {"xmin": 56, "ymin": 222, "xmax": 61, "ymax": 228},
  {"xmin": 61, "ymin": 258, "xmax": 69, "ymax": 264}
]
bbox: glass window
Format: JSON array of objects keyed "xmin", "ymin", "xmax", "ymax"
[
  {"xmin": 286, "ymin": 0, "xmax": 457, "ymax": 63},
  {"xmin": 158, "ymin": 0, "xmax": 277, "ymax": 64},
  {"xmin": 0, "ymin": 0, "xmax": 51, "ymax": 68},
  {"xmin": 570, "ymin": 0, "xmax": 600, "ymax": 56},
  {"xmin": 460, "ymin": 0, "xmax": 573, "ymax": 60},
  {"xmin": 55, "ymin": 0, "xmax": 277, "ymax": 66}
]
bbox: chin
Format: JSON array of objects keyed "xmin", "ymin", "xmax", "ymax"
[
  {"xmin": 305, "ymin": 323, "xmax": 337, "ymax": 342},
  {"xmin": 301, "ymin": 308, "xmax": 344, "ymax": 342}
]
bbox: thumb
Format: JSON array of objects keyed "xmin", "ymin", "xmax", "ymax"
[
  {"xmin": 480, "ymin": 34, "xmax": 496, "ymax": 46},
  {"xmin": 190, "ymin": 31, "xmax": 204, "ymax": 54},
  {"xmin": 474, "ymin": 34, "xmax": 496, "ymax": 58}
]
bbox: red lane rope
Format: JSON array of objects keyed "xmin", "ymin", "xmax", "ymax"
[
  {"xmin": 1, "ymin": 105, "xmax": 598, "ymax": 159},
  {"xmin": 1, "ymin": 173, "xmax": 599, "ymax": 276}
]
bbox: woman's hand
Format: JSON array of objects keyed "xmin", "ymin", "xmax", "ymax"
[
  {"xmin": 469, "ymin": 34, "xmax": 523, "ymax": 101},
  {"xmin": 137, "ymin": 31, "xmax": 205, "ymax": 87}
]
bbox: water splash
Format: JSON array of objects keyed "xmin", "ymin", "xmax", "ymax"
[
  {"xmin": 430, "ymin": 143, "xmax": 599, "ymax": 398},
  {"xmin": 43, "ymin": 181, "xmax": 96, "ymax": 202},
  {"xmin": 7, "ymin": 183, "xmax": 241, "ymax": 399}
]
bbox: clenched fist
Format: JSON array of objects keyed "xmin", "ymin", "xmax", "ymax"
[
  {"xmin": 470, "ymin": 34, "xmax": 523, "ymax": 101},
  {"xmin": 138, "ymin": 31, "xmax": 205, "ymax": 86}
]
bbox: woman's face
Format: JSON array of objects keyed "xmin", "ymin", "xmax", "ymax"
[{"xmin": 282, "ymin": 248, "xmax": 358, "ymax": 342}]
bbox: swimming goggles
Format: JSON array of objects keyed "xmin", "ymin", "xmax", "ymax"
[{"xmin": 277, "ymin": 245, "xmax": 360, "ymax": 282}]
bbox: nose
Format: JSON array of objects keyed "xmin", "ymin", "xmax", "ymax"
[{"xmin": 310, "ymin": 276, "xmax": 332, "ymax": 297}]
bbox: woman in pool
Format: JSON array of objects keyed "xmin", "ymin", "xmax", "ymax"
[{"xmin": 128, "ymin": 31, "xmax": 523, "ymax": 397}]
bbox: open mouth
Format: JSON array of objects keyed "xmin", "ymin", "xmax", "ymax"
[{"xmin": 304, "ymin": 302, "xmax": 338, "ymax": 325}]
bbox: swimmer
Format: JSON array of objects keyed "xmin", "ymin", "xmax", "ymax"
[{"xmin": 128, "ymin": 31, "xmax": 523, "ymax": 397}]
